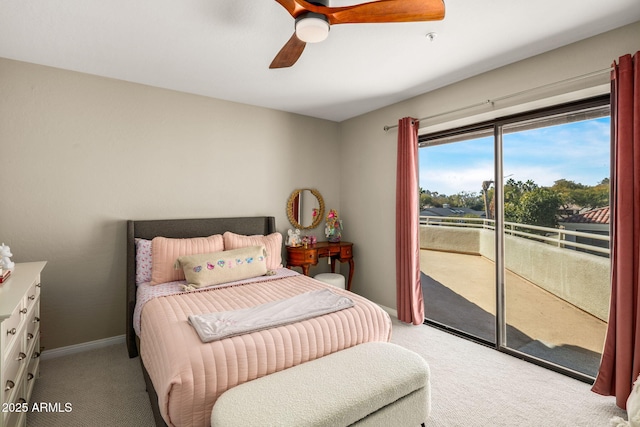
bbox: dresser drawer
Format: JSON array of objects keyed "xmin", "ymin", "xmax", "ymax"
[
  {"xmin": 2, "ymin": 304, "xmax": 23, "ymax": 357},
  {"xmin": 24, "ymin": 279, "xmax": 40, "ymax": 314},
  {"xmin": 3, "ymin": 400, "xmax": 21, "ymax": 427},
  {"xmin": 27, "ymin": 350, "xmax": 40, "ymax": 383},
  {"xmin": 26, "ymin": 346, "xmax": 40, "ymax": 398},
  {"xmin": 3, "ymin": 381, "xmax": 27, "ymax": 427},
  {"xmin": 3, "ymin": 339, "xmax": 27, "ymax": 404},
  {"xmin": 25, "ymin": 302, "xmax": 40, "ymax": 344}
]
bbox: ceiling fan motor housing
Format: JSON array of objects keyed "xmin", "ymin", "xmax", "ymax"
[{"xmin": 295, "ymin": 12, "xmax": 330, "ymax": 43}]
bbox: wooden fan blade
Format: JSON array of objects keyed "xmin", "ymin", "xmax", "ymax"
[
  {"xmin": 275, "ymin": 0, "xmax": 445, "ymax": 24},
  {"xmin": 324, "ymin": 0, "xmax": 445, "ymax": 25},
  {"xmin": 274, "ymin": 0, "xmax": 301, "ymax": 17},
  {"xmin": 270, "ymin": 33, "xmax": 307, "ymax": 69}
]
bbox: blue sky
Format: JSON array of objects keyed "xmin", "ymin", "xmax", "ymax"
[{"xmin": 419, "ymin": 117, "xmax": 610, "ymax": 196}]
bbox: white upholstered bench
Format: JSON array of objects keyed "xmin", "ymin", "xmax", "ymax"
[{"xmin": 211, "ymin": 341, "xmax": 431, "ymax": 427}]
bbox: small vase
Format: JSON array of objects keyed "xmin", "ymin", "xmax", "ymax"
[{"xmin": 327, "ymin": 228, "xmax": 341, "ymax": 243}]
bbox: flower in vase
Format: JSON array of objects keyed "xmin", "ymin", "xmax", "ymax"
[{"xmin": 325, "ymin": 209, "xmax": 342, "ymax": 242}]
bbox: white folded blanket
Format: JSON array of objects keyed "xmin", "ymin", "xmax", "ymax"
[{"xmin": 188, "ymin": 289, "xmax": 354, "ymax": 343}]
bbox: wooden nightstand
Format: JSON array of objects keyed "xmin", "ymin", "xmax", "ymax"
[{"xmin": 286, "ymin": 242, "xmax": 355, "ymax": 291}]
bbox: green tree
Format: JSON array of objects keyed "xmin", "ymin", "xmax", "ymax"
[
  {"xmin": 447, "ymin": 191, "xmax": 483, "ymax": 210},
  {"xmin": 513, "ymin": 188, "xmax": 563, "ymax": 227},
  {"xmin": 503, "ymin": 179, "xmax": 563, "ymax": 228},
  {"xmin": 504, "ymin": 179, "xmax": 539, "ymax": 222}
]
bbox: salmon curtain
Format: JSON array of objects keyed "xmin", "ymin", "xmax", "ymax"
[
  {"xmin": 396, "ymin": 117, "xmax": 425, "ymax": 324},
  {"xmin": 592, "ymin": 52, "xmax": 640, "ymax": 409}
]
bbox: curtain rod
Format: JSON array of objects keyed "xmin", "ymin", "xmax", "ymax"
[{"xmin": 382, "ymin": 67, "xmax": 613, "ymax": 132}]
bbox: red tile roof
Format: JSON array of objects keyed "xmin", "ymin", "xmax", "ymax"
[{"xmin": 562, "ymin": 206, "xmax": 609, "ymax": 224}]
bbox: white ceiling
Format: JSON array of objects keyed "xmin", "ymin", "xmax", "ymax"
[{"xmin": 1, "ymin": 0, "xmax": 639, "ymax": 122}]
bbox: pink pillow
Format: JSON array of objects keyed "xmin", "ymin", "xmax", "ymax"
[
  {"xmin": 135, "ymin": 238, "xmax": 153, "ymax": 284},
  {"xmin": 223, "ymin": 231, "xmax": 283, "ymax": 270},
  {"xmin": 150, "ymin": 235, "xmax": 224, "ymax": 285}
]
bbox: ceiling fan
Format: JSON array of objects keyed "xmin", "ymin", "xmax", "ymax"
[{"xmin": 270, "ymin": 0, "xmax": 445, "ymax": 69}]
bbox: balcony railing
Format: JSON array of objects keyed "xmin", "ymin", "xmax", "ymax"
[{"xmin": 419, "ymin": 216, "xmax": 610, "ymax": 255}]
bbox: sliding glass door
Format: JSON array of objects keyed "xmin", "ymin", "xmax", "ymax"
[
  {"xmin": 500, "ymin": 106, "xmax": 610, "ymax": 378},
  {"xmin": 419, "ymin": 129, "xmax": 496, "ymax": 343},
  {"xmin": 419, "ymin": 96, "xmax": 610, "ymax": 381}
]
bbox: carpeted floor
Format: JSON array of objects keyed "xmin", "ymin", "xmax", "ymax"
[
  {"xmin": 27, "ymin": 317, "xmax": 625, "ymax": 427},
  {"xmin": 27, "ymin": 343, "xmax": 155, "ymax": 427}
]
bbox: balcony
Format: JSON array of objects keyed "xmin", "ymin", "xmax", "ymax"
[{"xmin": 419, "ymin": 216, "xmax": 609, "ymax": 378}]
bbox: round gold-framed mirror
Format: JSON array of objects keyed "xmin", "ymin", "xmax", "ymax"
[{"xmin": 286, "ymin": 188, "xmax": 325, "ymax": 230}]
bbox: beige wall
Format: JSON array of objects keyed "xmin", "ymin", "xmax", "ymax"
[
  {"xmin": 340, "ymin": 21, "xmax": 640, "ymax": 310},
  {"xmin": 0, "ymin": 59, "xmax": 340, "ymax": 350}
]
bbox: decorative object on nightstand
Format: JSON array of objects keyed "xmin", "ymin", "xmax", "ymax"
[
  {"xmin": 325, "ymin": 209, "xmax": 342, "ymax": 243},
  {"xmin": 0, "ymin": 261, "xmax": 46, "ymax": 427},
  {"xmin": 286, "ymin": 229, "xmax": 302, "ymax": 247},
  {"xmin": 0, "ymin": 269, "xmax": 10, "ymax": 284},
  {"xmin": 0, "ymin": 244, "xmax": 14, "ymax": 271}
]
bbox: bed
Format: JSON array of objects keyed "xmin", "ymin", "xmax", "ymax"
[{"xmin": 126, "ymin": 216, "xmax": 393, "ymax": 427}]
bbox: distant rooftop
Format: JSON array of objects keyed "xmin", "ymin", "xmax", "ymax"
[{"xmin": 561, "ymin": 206, "xmax": 609, "ymax": 224}]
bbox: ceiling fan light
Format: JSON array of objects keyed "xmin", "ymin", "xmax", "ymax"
[{"xmin": 295, "ymin": 14, "xmax": 330, "ymax": 43}]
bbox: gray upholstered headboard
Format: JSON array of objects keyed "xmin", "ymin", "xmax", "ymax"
[{"xmin": 126, "ymin": 216, "xmax": 276, "ymax": 358}]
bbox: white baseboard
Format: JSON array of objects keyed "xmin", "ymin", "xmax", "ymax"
[{"xmin": 41, "ymin": 335, "xmax": 126, "ymax": 361}]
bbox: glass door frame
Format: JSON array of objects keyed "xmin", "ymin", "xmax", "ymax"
[{"xmin": 420, "ymin": 94, "xmax": 610, "ymax": 384}]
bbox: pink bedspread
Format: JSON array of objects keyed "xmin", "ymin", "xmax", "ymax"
[{"xmin": 139, "ymin": 273, "xmax": 392, "ymax": 427}]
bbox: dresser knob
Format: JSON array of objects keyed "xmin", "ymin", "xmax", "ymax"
[
  {"xmin": 27, "ymin": 373, "xmax": 34, "ymax": 381},
  {"xmin": 32, "ymin": 316, "xmax": 40, "ymax": 323},
  {"xmin": 29, "ymin": 295, "xmax": 35, "ymax": 300},
  {"xmin": 5, "ymin": 380, "xmax": 15, "ymax": 391},
  {"xmin": 36, "ymin": 283, "xmax": 41, "ymax": 288},
  {"xmin": 7, "ymin": 328, "xmax": 16, "ymax": 336},
  {"xmin": 33, "ymin": 352, "xmax": 41, "ymax": 359},
  {"xmin": 17, "ymin": 398, "xmax": 27, "ymax": 404},
  {"xmin": 20, "ymin": 308, "xmax": 28, "ymax": 314},
  {"xmin": 27, "ymin": 333, "xmax": 34, "ymax": 340},
  {"xmin": 17, "ymin": 352, "xmax": 27, "ymax": 361}
]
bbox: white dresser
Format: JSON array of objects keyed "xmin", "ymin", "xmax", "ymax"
[{"xmin": 0, "ymin": 262, "xmax": 45, "ymax": 427}]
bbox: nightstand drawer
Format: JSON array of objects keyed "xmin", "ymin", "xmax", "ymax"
[
  {"xmin": 287, "ymin": 248, "xmax": 318, "ymax": 265},
  {"xmin": 304, "ymin": 250, "xmax": 318, "ymax": 263},
  {"xmin": 340, "ymin": 245, "xmax": 352, "ymax": 258}
]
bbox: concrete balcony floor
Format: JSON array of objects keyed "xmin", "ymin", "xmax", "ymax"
[{"xmin": 420, "ymin": 249, "xmax": 607, "ymax": 377}]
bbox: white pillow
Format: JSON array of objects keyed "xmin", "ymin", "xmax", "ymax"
[{"xmin": 176, "ymin": 245, "xmax": 268, "ymax": 289}]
